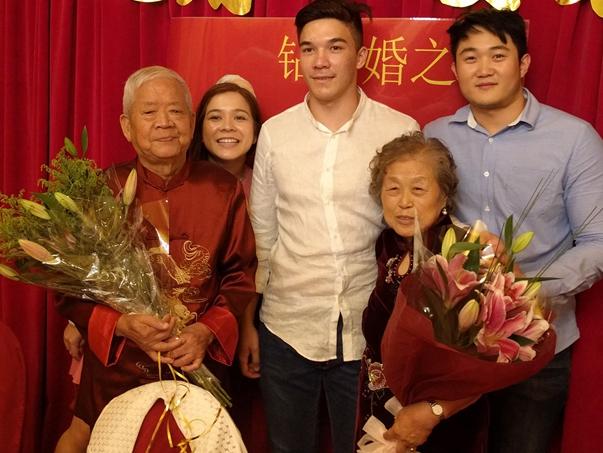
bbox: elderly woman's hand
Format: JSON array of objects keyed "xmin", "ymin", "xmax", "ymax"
[
  {"xmin": 166, "ymin": 322, "xmax": 215, "ymax": 372},
  {"xmin": 115, "ymin": 313, "xmax": 176, "ymax": 362},
  {"xmin": 383, "ymin": 402, "xmax": 440, "ymax": 452}
]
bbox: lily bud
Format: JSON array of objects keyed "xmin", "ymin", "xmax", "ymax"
[
  {"xmin": 441, "ymin": 227, "xmax": 457, "ymax": 259},
  {"xmin": 466, "ymin": 219, "xmax": 488, "ymax": 243},
  {"xmin": 522, "ymin": 281, "xmax": 541, "ymax": 300},
  {"xmin": 511, "ymin": 231, "xmax": 534, "ymax": 254},
  {"xmin": 458, "ymin": 299, "xmax": 480, "ymax": 332},
  {"xmin": 18, "ymin": 239, "xmax": 55, "ymax": 263},
  {"xmin": 122, "ymin": 169, "xmax": 137, "ymax": 206},
  {"xmin": 0, "ymin": 263, "xmax": 19, "ymax": 280},
  {"xmin": 19, "ymin": 199, "xmax": 51, "ymax": 220},
  {"xmin": 55, "ymin": 193, "xmax": 81, "ymax": 214}
]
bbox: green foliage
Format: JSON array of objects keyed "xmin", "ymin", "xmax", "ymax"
[
  {"xmin": 502, "ymin": 214, "xmax": 514, "ymax": 252},
  {"xmin": 81, "ymin": 126, "xmax": 89, "ymax": 155},
  {"xmin": 39, "ymin": 148, "xmax": 112, "ymax": 201},
  {"xmin": 510, "ymin": 334, "xmax": 535, "ymax": 346},
  {"xmin": 0, "ymin": 128, "xmax": 113, "ymax": 261}
]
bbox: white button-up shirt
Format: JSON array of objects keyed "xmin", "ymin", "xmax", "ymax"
[{"xmin": 250, "ymin": 90, "xmax": 419, "ymax": 361}]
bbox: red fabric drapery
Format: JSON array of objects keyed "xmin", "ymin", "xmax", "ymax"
[{"xmin": 1, "ymin": 1, "xmax": 602, "ymax": 452}]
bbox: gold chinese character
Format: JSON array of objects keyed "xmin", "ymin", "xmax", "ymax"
[
  {"xmin": 363, "ymin": 36, "xmax": 383, "ymax": 83},
  {"xmin": 278, "ymin": 35, "xmax": 302, "ymax": 81},
  {"xmin": 410, "ymin": 38, "xmax": 456, "ymax": 86},
  {"xmin": 362, "ymin": 35, "xmax": 408, "ymax": 86}
]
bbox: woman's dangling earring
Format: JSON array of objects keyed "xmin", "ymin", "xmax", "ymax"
[{"xmin": 441, "ymin": 206, "xmax": 448, "ymax": 216}]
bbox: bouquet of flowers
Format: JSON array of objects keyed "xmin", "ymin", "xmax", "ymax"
[
  {"xmin": 0, "ymin": 129, "xmax": 231, "ymax": 407},
  {"xmin": 356, "ymin": 215, "xmax": 558, "ymax": 453},
  {"xmin": 380, "ymin": 216, "xmax": 557, "ymax": 408}
]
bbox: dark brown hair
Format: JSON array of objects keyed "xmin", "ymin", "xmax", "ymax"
[
  {"xmin": 448, "ymin": 8, "xmax": 528, "ymax": 60},
  {"xmin": 189, "ymin": 82, "xmax": 261, "ymax": 167},
  {"xmin": 295, "ymin": 0, "xmax": 372, "ymax": 50}
]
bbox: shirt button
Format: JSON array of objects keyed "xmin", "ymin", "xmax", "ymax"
[
  {"xmin": 483, "ymin": 171, "xmax": 490, "ymax": 177},
  {"xmin": 484, "ymin": 206, "xmax": 491, "ymax": 212},
  {"xmin": 488, "ymin": 138, "xmax": 494, "ymax": 144}
]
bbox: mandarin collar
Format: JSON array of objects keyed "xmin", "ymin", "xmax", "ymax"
[{"xmin": 136, "ymin": 157, "xmax": 191, "ymax": 191}]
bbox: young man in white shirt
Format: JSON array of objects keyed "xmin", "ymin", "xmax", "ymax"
[{"xmin": 244, "ymin": 1, "xmax": 418, "ymax": 452}]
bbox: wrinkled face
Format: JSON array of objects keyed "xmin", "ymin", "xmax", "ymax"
[
  {"xmin": 120, "ymin": 77, "xmax": 194, "ymax": 173},
  {"xmin": 380, "ymin": 154, "xmax": 447, "ymax": 238},
  {"xmin": 202, "ymin": 91, "xmax": 256, "ymax": 168},
  {"xmin": 452, "ymin": 28, "xmax": 530, "ymax": 113},
  {"xmin": 298, "ymin": 18, "xmax": 366, "ymax": 106}
]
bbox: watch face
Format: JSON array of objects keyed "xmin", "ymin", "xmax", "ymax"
[{"xmin": 430, "ymin": 401, "xmax": 444, "ymax": 417}]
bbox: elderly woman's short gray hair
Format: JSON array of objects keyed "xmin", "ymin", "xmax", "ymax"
[
  {"xmin": 369, "ymin": 131, "xmax": 458, "ymax": 211},
  {"xmin": 122, "ymin": 65, "xmax": 192, "ymax": 115}
]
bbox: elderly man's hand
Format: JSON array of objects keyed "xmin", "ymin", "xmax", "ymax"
[
  {"xmin": 383, "ymin": 402, "xmax": 440, "ymax": 452},
  {"xmin": 63, "ymin": 322, "xmax": 84, "ymax": 360},
  {"xmin": 165, "ymin": 322, "xmax": 215, "ymax": 372},
  {"xmin": 115, "ymin": 313, "xmax": 176, "ymax": 362}
]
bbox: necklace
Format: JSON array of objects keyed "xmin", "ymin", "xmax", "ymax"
[{"xmin": 384, "ymin": 251, "xmax": 413, "ymax": 285}]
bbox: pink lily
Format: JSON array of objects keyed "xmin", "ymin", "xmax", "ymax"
[
  {"xmin": 422, "ymin": 254, "xmax": 480, "ymax": 309},
  {"xmin": 475, "ymin": 274, "xmax": 530, "ymax": 362},
  {"xmin": 516, "ymin": 317, "xmax": 550, "ymax": 343},
  {"xmin": 518, "ymin": 345, "xmax": 536, "ymax": 361}
]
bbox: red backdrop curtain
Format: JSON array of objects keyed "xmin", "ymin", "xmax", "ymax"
[{"xmin": 1, "ymin": 1, "xmax": 602, "ymax": 452}]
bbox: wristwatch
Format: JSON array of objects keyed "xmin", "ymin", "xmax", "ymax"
[{"xmin": 427, "ymin": 400, "xmax": 445, "ymax": 420}]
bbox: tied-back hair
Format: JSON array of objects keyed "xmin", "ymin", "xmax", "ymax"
[
  {"xmin": 448, "ymin": 8, "xmax": 528, "ymax": 59},
  {"xmin": 189, "ymin": 82, "xmax": 262, "ymax": 166},
  {"xmin": 369, "ymin": 131, "xmax": 458, "ymax": 212},
  {"xmin": 122, "ymin": 66, "xmax": 192, "ymax": 116},
  {"xmin": 295, "ymin": 0, "xmax": 372, "ymax": 50}
]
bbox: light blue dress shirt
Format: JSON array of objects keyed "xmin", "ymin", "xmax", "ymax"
[{"xmin": 425, "ymin": 89, "xmax": 603, "ymax": 353}]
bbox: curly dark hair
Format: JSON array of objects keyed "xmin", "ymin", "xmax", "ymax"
[{"xmin": 369, "ymin": 131, "xmax": 458, "ymax": 211}]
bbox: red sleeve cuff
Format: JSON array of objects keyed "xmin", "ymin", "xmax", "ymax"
[
  {"xmin": 198, "ymin": 306, "xmax": 238, "ymax": 366},
  {"xmin": 88, "ymin": 305, "xmax": 126, "ymax": 366}
]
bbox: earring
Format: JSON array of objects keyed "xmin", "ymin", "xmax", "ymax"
[{"xmin": 441, "ymin": 206, "xmax": 448, "ymax": 216}]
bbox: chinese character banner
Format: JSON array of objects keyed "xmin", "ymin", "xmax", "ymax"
[{"xmin": 168, "ymin": 17, "xmax": 466, "ymax": 126}]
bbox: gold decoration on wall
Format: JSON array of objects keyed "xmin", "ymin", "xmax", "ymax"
[
  {"xmin": 440, "ymin": 0, "xmax": 479, "ymax": 6},
  {"xmin": 133, "ymin": 0, "xmax": 252, "ymax": 15},
  {"xmin": 440, "ymin": 0, "xmax": 602, "ymax": 17},
  {"xmin": 440, "ymin": 0, "xmax": 519, "ymax": 8},
  {"xmin": 208, "ymin": 0, "xmax": 251, "ymax": 15},
  {"xmin": 590, "ymin": 0, "xmax": 603, "ymax": 17},
  {"xmin": 486, "ymin": 0, "xmax": 521, "ymax": 9},
  {"xmin": 556, "ymin": 0, "xmax": 603, "ymax": 19}
]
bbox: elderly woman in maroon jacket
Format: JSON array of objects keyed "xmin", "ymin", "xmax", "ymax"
[
  {"xmin": 55, "ymin": 66, "xmax": 257, "ymax": 452},
  {"xmin": 355, "ymin": 132, "xmax": 486, "ymax": 453}
]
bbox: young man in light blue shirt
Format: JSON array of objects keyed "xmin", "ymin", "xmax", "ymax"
[{"xmin": 424, "ymin": 8, "xmax": 603, "ymax": 453}]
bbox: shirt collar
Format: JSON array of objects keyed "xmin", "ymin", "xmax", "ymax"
[
  {"xmin": 303, "ymin": 87, "xmax": 367, "ymax": 133},
  {"xmin": 451, "ymin": 88, "xmax": 540, "ymax": 132}
]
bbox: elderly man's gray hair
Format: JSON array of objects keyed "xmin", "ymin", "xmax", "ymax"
[{"xmin": 122, "ymin": 66, "xmax": 193, "ymax": 115}]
